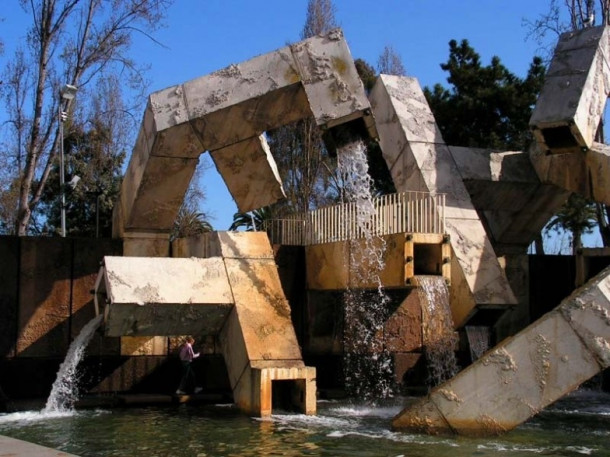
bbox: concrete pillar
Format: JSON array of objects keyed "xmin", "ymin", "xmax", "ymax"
[
  {"xmin": 530, "ymin": 26, "xmax": 610, "ymax": 154},
  {"xmin": 369, "ymin": 75, "xmax": 516, "ymax": 328}
]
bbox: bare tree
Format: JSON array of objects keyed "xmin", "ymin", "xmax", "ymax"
[
  {"xmin": 268, "ymin": 0, "xmax": 338, "ymax": 216},
  {"xmin": 0, "ymin": 0, "xmax": 172, "ymax": 235},
  {"xmin": 377, "ymin": 45, "xmax": 406, "ymax": 76},
  {"xmin": 301, "ymin": 0, "xmax": 337, "ymax": 39}
]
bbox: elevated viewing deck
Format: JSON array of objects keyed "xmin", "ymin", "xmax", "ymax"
[{"xmin": 263, "ymin": 191, "xmax": 446, "ymax": 246}]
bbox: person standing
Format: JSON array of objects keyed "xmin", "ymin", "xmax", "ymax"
[{"xmin": 176, "ymin": 336, "xmax": 202, "ymax": 395}]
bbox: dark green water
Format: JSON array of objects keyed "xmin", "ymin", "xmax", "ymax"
[{"xmin": 0, "ymin": 391, "xmax": 609, "ymax": 457}]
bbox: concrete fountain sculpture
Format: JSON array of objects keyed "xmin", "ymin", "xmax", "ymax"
[{"xmin": 93, "ymin": 25, "xmax": 610, "ymax": 432}]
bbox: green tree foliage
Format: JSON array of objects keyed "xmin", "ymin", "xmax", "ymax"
[
  {"xmin": 545, "ymin": 193, "xmax": 598, "ymax": 254},
  {"xmin": 229, "ymin": 207, "xmax": 273, "ymax": 232},
  {"xmin": 0, "ymin": 0, "xmax": 172, "ymax": 235},
  {"xmin": 267, "ymin": 0, "xmax": 338, "ymax": 216},
  {"xmin": 424, "ymin": 39, "xmax": 546, "ymax": 151},
  {"xmin": 39, "ymin": 118, "xmax": 125, "ymax": 237}
]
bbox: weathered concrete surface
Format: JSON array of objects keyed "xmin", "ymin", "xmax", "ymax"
[
  {"xmin": 384, "ymin": 291, "xmax": 423, "ymax": 353},
  {"xmin": 530, "ymin": 26, "xmax": 610, "ymax": 154},
  {"xmin": 305, "ymin": 233, "xmax": 448, "ymax": 291},
  {"xmin": 450, "ymin": 147, "xmax": 570, "ymax": 251},
  {"xmin": 97, "ymin": 256, "xmax": 234, "ymax": 337},
  {"xmin": 393, "ymin": 265, "xmax": 610, "ymax": 436},
  {"xmin": 531, "ymin": 141, "xmax": 610, "ymax": 206},
  {"xmin": 96, "ymin": 232, "xmax": 316, "ymax": 416},
  {"xmin": 211, "ymin": 135, "xmax": 285, "ymax": 213},
  {"xmin": 113, "ymin": 29, "xmax": 372, "ymax": 238},
  {"xmin": 0, "ymin": 434, "xmax": 80, "ymax": 457},
  {"xmin": 370, "ymin": 75, "xmax": 516, "ymax": 327},
  {"xmin": 17, "ymin": 238, "xmax": 72, "ymax": 358}
]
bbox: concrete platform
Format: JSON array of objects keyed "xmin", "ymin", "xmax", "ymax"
[{"xmin": 0, "ymin": 434, "xmax": 79, "ymax": 457}]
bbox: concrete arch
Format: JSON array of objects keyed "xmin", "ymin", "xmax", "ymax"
[{"xmin": 112, "ymin": 29, "xmax": 376, "ymax": 240}]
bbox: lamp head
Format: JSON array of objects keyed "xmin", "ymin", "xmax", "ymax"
[{"xmin": 60, "ymin": 84, "xmax": 78, "ymax": 101}]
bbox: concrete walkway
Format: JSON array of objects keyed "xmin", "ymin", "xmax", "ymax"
[{"xmin": 0, "ymin": 434, "xmax": 79, "ymax": 456}]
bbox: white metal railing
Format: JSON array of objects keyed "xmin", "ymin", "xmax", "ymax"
[{"xmin": 263, "ymin": 191, "xmax": 446, "ymax": 246}]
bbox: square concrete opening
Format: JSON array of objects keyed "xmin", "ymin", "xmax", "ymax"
[
  {"xmin": 272, "ymin": 379, "xmax": 305, "ymax": 413},
  {"xmin": 414, "ymin": 243, "xmax": 442, "ymax": 276},
  {"xmin": 540, "ymin": 126, "xmax": 580, "ymax": 151}
]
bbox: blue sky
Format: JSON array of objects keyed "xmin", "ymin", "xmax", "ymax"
[{"xmin": 2, "ymin": 1, "xmax": 564, "ymax": 232}]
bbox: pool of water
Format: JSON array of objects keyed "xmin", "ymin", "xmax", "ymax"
[{"xmin": 0, "ymin": 390, "xmax": 609, "ymax": 457}]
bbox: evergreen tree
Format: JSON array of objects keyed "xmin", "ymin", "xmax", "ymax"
[{"xmin": 424, "ymin": 39, "xmax": 545, "ymax": 151}]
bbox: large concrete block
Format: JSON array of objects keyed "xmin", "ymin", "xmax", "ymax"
[
  {"xmin": 559, "ymin": 265, "xmax": 610, "ymax": 368},
  {"xmin": 384, "ymin": 291, "xmax": 422, "ymax": 352},
  {"xmin": 369, "ymin": 74, "xmax": 516, "ymax": 317},
  {"xmin": 17, "ymin": 238, "xmax": 72, "ymax": 357},
  {"xmin": 98, "ymin": 256, "xmax": 234, "ymax": 337},
  {"xmin": 211, "ymin": 135, "xmax": 285, "ymax": 213},
  {"xmin": 114, "ymin": 29, "xmax": 373, "ymax": 236},
  {"xmin": 218, "ymin": 307, "xmax": 250, "ymax": 390},
  {"xmin": 224, "ymin": 258, "xmax": 302, "ymax": 362},
  {"xmin": 530, "ymin": 26, "xmax": 610, "ymax": 153},
  {"xmin": 531, "ymin": 141, "xmax": 610, "ymax": 206},
  {"xmin": 394, "ymin": 262, "xmax": 610, "ymax": 436},
  {"xmin": 306, "ymin": 241, "xmax": 349, "ymax": 290},
  {"xmin": 291, "ymin": 29, "xmax": 370, "ymax": 129},
  {"xmin": 125, "ymin": 156, "xmax": 198, "ymax": 231},
  {"xmin": 210, "ymin": 231, "xmax": 275, "ymax": 259}
]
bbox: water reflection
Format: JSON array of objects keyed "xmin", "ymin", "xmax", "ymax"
[{"xmin": 0, "ymin": 392, "xmax": 609, "ymax": 456}]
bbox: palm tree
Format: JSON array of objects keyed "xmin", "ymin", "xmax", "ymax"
[
  {"xmin": 544, "ymin": 193, "xmax": 597, "ymax": 255},
  {"xmin": 229, "ymin": 207, "xmax": 273, "ymax": 232},
  {"xmin": 171, "ymin": 207, "xmax": 213, "ymax": 241}
]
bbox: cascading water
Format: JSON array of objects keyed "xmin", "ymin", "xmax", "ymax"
[
  {"xmin": 337, "ymin": 139, "xmax": 393, "ymax": 400},
  {"xmin": 416, "ymin": 276, "xmax": 458, "ymax": 387},
  {"xmin": 465, "ymin": 325, "xmax": 490, "ymax": 361},
  {"xmin": 43, "ymin": 315, "xmax": 103, "ymax": 413}
]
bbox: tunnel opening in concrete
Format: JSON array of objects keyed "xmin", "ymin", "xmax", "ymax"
[{"xmin": 271, "ymin": 379, "xmax": 304, "ymax": 413}]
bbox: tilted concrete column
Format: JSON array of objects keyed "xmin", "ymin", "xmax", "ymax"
[
  {"xmin": 97, "ymin": 232, "xmax": 316, "ymax": 416},
  {"xmin": 530, "ymin": 26, "xmax": 610, "ymax": 154},
  {"xmin": 216, "ymin": 232, "xmax": 316, "ymax": 417},
  {"xmin": 369, "ymin": 75, "xmax": 516, "ymax": 327},
  {"xmin": 211, "ymin": 135, "xmax": 285, "ymax": 213},
  {"xmin": 393, "ymin": 264, "xmax": 610, "ymax": 436}
]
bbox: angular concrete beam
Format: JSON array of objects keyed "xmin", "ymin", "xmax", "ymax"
[
  {"xmin": 531, "ymin": 141, "xmax": 610, "ymax": 206},
  {"xmin": 211, "ymin": 135, "xmax": 285, "ymax": 213},
  {"xmin": 369, "ymin": 75, "xmax": 516, "ymax": 327},
  {"xmin": 393, "ymin": 264, "xmax": 610, "ymax": 436},
  {"xmin": 530, "ymin": 26, "xmax": 610, "ymax": 154},
  {"xmin": 114, "ymin": 29, "xmax": 373, "ymax": 237},
  {"xmin": 450, "ymin": 147, "xmax": 570, "ymax": 251},
  {"xmin": 95, "ymin": 256, "xmax": 234, "ymax": 337}
]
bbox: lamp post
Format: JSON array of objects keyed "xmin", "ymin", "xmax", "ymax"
[{"xmin": 59, "ymin": 84, "xmax": 78, "ymax": 237}]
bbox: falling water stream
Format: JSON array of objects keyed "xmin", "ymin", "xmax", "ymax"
[
  {"xmin": 416, "ymin": 276, "xmax": 459, "ymax": 387},
  {"xmin": 337, "ymin": 139, "xmax": 393, "ymax": 400},
  {"xmin": 43, "ymin": 315, "xmax": 103, "ymax": 413}
]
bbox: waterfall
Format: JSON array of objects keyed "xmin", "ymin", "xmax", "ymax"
[
  {"xmin": 417, "ymin": 276, "xmax": 459, "ymax": 387},
  {"xmin": 465, "ymin": 325, "xmax": 490, "ymax": 361},
  {"xmin": 338, "ymin": 139, "xmax": 393, "ymax": 400},
  {"xmin": 43, "ymin": 315, "xmax": 103, "ymax": 413}
]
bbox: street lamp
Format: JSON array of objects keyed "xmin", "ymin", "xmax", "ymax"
[{"xmin": 59, "ymin": 84, "xmax": 77, "ymax": 237}]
